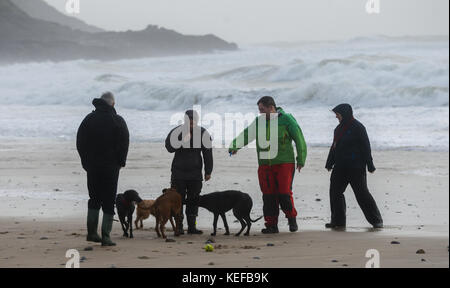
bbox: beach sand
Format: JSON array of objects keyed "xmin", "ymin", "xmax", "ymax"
[{"xmin": 0, "ymin": 139, "xmax": 448, "ymax": 268}]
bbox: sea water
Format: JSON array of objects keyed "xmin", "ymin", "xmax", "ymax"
[{"xmin": 0, "ymin": 36, "xmax": 448, "ymax": 151}]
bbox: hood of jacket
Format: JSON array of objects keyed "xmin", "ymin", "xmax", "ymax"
[{"xmin": 332, "ymin": 103, "xmax": 353, "ymax": 123}]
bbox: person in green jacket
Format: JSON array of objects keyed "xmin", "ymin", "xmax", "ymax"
[{"xmin": 229, "ymin": 96, "xmax": 307, "ymax": 233}]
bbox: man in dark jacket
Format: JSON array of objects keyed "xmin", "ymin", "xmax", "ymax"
[
  {"xmin": 76, "ymin": 92, "xmax": 129, "ymax": 246},
  {"xmin": 325, "ymin": 103, "xmax": 383, "ymax": 229},
  {"xmin": 165, "ymin": 110, "xmax": 213, "ymax": 234}
]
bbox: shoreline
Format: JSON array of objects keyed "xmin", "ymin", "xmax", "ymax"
[{"xmin": 1, "ymin": 136, "xmax": 448, "ymax": 153}]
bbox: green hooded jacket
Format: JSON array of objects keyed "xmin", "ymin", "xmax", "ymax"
[{"xmin": 229, "ymin": 107, "xmax": 307, "ymax": 167}]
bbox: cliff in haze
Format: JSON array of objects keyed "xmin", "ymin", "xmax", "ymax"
[
  {"xmin": 0, "ymin": 0, "xmax": 238, "ymax": 64},
  {"xmin": 11, "ymin": 0, "xmax": 104, "ymax": 32}
]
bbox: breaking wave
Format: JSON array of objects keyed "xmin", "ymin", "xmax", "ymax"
[{"xmin": 0, "ymin": 36, "xmax": 448, "ymax": 110}]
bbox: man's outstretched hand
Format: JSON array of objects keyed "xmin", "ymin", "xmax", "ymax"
[{"xmin": 205, "ymin": 174, "xmax": 211, "ymax": 181}]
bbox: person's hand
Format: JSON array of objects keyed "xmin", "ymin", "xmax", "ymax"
[
  {"xmin": 229, "ymin": 150, "xmax": 238, "ymax": 156},
  {"xmin": 297, "ymin": 164, "xmax": 303, "ymax": 173},
  {"xmin": 205, "ymin": 174, "xmax": 211, "ymax": 181},
  {"xmin": 327, "ymin": 168, "xmax": 332, "ymax": 172}
]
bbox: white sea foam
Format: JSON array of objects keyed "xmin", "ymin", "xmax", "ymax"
[{"xmin": 0, "ymin": 37, "xmax": 448, "ymax": 150}]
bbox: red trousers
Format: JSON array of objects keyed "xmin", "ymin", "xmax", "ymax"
[{"xmin": 257, "ymin": 163, "xmax": 297, "ymax": 227}]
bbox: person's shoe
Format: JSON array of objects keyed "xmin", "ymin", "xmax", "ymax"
[
  {"xmin": 101, "ymin": 213, "xmax": 116, "ymax": 246},
  {"xmin": 261, "ymin": 225, "xmax": 279, "ymax": 234},
  {"xmin": 187, "ymin": 228, "xmax": 203, "ymax": 234},
  {"xmin": 86, "ymin": 208, "xmax": 102, "ymax": 243},
  {"xmin": 325, "ymin": 223, "xmax": 346, "ymax": 230},
  {"xmin": 372, "ymin": 222, "xmax": 384, "ymax": 229},
  {"xmin": 187, "ymin": 215, "xmax": 203, "ymax": 235},
  {"xmin": 288, "ymin": 218, "xmax": 298, "ymax": 232}
]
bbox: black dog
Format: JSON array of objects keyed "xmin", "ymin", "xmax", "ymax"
[
  {"xmin": 198, "ymin": 190, "xmax": 262, "ymax": 236},
  {"xmin": 116, "ymin": 190, "xmax": 142, "ymax": 238}
]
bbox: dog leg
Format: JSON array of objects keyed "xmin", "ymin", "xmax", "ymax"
[
  {"xmin": 140, "ymin": 219, "xmax": 143, "ymax": 229},
  {"xmin": 129, "ymin": 215, "xmax": 133, "ymax": 238},
  {"xmin": 135, "ymin": 217, "xmax": 140, "ymax": 230},
  {"xmin": 125, "ymin": 221, "xmax": 130, "ymax": 238},
  {"xmin": 169, "ymin": 217, "xmax": 180, "ymax": 237},
  {"xmin": 155, "ymin": 218, "xmax": 161, "ymax": 238},
  {"xmin": 244, "ymin": 216, "xmax": 251, "ymax": 236},
  {"xmin": 160, "ymin": 218, "xmax": 168, "ymax": 239},
  {"xmin": 120, "ymin": 218, "xmax": 129, "ymax": 238},
  {"xmin": 220, "ymin": 213, "xmax": 230, "ymax": 235},
  {"xmin": 169, "ymin": 217, "xmax": 176, "ymax": 231},
  {"xmin": 235, "ymin": 217, "xmax": 246, "ymax": 237},
  {"xmin": 211, "ymin": 213, "xmax": 219, "ymax": 236}
]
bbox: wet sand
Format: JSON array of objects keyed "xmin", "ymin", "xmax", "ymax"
[{"xmin": 0, "ymin": 139, "xmax": 448, "ymax": 268}]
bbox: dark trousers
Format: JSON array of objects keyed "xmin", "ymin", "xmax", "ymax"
[
  {"xmin": 173, "ymin": 179, "xmax": 203, "ymax": 217},
  {"xmin": 329, "ymin": 168, "xmax": 383, "ymax": 226},
  {"xmin": 258, "ymin": 163, "xmax": 298, "ymax": 227},
  {"xmin": 87, "ymin": 166, "xmax": 120, "ymax": 215}
]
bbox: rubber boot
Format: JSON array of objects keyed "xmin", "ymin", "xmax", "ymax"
[
  {"xmin": 288, "ymin": 218, "xmax": 298, "ymax": 232},
  {"xmin": 86, "ymin": 208, "xmax": 102, "ymax": 242},
  {"xmin": 372, "ymin": 222, "xmax": 384, "ymax": 229},
  {"xmin": 101, "ymin": 213, "xmax": 116, "ymax": 246},
  {"xmin": 261, "ymin": 225, "xmax": 279, "ymax": 234},
  {"xmin": 187, "ymin": 215, "xmax": 203, "ymax": 234},
  {"xmin": 178, "ymin": 215, "xmax": 185, "ymax": 235}
]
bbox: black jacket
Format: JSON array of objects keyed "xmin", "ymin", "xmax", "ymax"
[
  {"xmin": 326, "ymin": 104, "xmax": 375, "ymax": 172},
  {"xmin": 76, "ymin": 98, "xmax": 129, "ymax": 170},
  {"xmin": 165, "ymin": 125, "xmax": 213, "ymax": 181}
]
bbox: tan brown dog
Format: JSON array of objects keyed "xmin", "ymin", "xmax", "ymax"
[
  {"xmin": 134, "ymin": 199, "xmax": 155, "ymax": 229},
  {"xmin": 149, "ymin": 188, "xmax": 182, "ymax": 239}
]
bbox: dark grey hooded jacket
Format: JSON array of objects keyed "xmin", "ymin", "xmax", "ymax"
[
  {"xmin": 326, "ymin": 104, "xmax": 376, "ymax": 172},
  {"xmin": 165, "ymin": 125, "xmax": 213, "ymax": 181}
]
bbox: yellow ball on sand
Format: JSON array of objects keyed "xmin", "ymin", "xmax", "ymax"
[{"xmin": 204, "ymin": 244, "xmax": 214, "ymax": 252}]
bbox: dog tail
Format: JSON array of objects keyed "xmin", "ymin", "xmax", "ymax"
[{"xmin": 250, "ymin": 216, "xmax": 263, "ymax": 223}]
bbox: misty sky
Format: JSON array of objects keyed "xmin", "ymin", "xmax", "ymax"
[{"xmin": 43, "ymin": 0, "xmax": 449, "ymax": 44}]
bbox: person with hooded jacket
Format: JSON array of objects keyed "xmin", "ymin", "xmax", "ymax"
[
  {"xmin": 165, "ymin": 110, "xmax": 213, "ymax": 235},
  {"xmin": 325, "ymin": 103, "xmax": 383, "ymax": 229},
  {"xmin": 76, "ymin": 92, "xmax": 129, "ymax": 246}
]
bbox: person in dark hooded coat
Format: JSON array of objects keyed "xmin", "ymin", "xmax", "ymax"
[
  {"xmin": 165, "ymin": 110, "xmax": 213, "ymax": 235},
  {"xmin": 325, "ymin": 103, "xmax": 383, "ymax": 229},
  {"xmin": 76, "ymin": 92, "xmax": 129, "ymax": 246}
]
